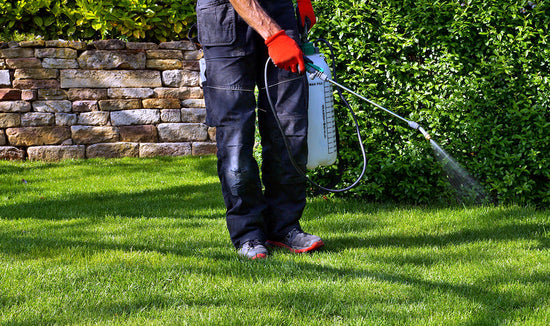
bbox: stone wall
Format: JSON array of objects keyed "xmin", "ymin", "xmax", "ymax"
[{"xmin": 0, "ymin": 39, "xmax": 216, "ymax": 161}]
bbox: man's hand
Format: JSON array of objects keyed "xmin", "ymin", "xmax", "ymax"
[
  {"xmin": 296, "ymin": 0, "xmax": 316, "ymax": 30},
  {"xmin": 265, "ymin": 30, "xmax": 305, "ymax": 73}
]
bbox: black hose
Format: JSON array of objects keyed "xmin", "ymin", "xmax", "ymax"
[{"xmin": 263, "ymin": 48, "xmax": 367, "ymax": 193}]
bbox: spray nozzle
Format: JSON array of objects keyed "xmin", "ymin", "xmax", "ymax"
[
  {"xmin": 407, "ymin": 120, "xmax": 431, "ymax": 140},
  {"xmin": 418, "ymin": 127, "xmax": 432, "ymax": 141}
]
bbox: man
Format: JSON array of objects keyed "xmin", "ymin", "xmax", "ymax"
[{"xmin": 196, "ymin": 0, "xmax": 324, "ymax": 259}]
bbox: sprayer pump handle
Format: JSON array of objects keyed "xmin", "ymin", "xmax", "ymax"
[{"xmin": 304, "ymin": 57, "xmax": 323, "ymax": 73}]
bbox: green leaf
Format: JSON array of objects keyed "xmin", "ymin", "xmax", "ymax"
[{"xmin": 33, "ymin": 16, "xmax": 43, "ymax": 26}]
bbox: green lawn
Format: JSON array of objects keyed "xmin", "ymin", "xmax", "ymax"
[{"xmin": 1, "ymin": 156, "xmax": 549, "ymax": 325}]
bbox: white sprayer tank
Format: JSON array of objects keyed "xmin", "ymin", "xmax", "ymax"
[{"xmin": 304, "ymin": 44, "xmax": 337, "ymax": 169}]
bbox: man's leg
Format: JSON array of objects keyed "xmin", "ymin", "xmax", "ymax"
[
  {"xmin": 257, "ymin": 69, "xmax": 309, "ymax": 240},
  {"xmin": 197, "ymin": 0, "xmax": 271, "ymax": 253},
  {"xmin": 202, "ymin": 54, "xmax": 269, "ymax": 249}
]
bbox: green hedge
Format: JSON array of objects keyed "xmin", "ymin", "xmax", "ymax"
[
  {"xmin": 310, "ymin": 0, "xmax": 549, "ymax": 205},
  {"xmin": 0, "ymin": 0, "xmax": 195, "ymax": 42},
  {"xmin": 2, "ymin": 0, "xmax": 548, "ymax": 206}
]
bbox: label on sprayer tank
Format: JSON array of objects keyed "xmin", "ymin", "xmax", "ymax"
[{"xmin": 305, "ymin": 50, "xmax": 337, "ymax": 169}]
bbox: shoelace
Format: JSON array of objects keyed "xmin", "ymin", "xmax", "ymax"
[
  {"xmin": 285, "ymin": 228, "xmax": 301, "ymax": 242},
  {"xmin": 247, "ymin": 240, "xmax": 264, "ymax": 248}
]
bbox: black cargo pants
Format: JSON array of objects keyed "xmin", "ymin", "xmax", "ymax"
[{"xmin": 196, "ymin": 0, "xmax": 308, "ymax": 248}]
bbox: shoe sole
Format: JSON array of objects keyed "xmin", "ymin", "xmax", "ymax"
[
  {"xmin": 250, "ymin": 253, "xmax": 268, "ymax": 260},
  {"xmin": 266, "ymin": 240, "xmax": 324, "ymax": 253}
]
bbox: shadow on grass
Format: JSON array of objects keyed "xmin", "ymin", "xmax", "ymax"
[
  {"xmin": 2, "ymin": 158, "xmax": 549, "ymax": 324},
  {"xmin": 0, "ymin": 182, "xmax": 223, "ymax": 220},
  {"xmin": 0, "ymin": 156, "xmax": 219, "ymax": 199},
  {"xmin": 278, "ymin": 260, "xmax": 550, "ymax": 325},
  {"xmin": 306, "ymin": 200, "xmax": 550, "ymax": 251},
  {"xmin": 330, "ymin": 222, "xmax": 550, "ymax": 251},
  {"xmin": 0, "ymin": 156, "xmax": 231, "ymax": 262},
  {"xmin": 0, "ymin": 156, "xmax": 223, "ymax": 220}
]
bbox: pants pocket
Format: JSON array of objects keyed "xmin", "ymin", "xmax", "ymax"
[{"xmin": 196, "ymin": 0, "xmax": 236, "ymax": 47}]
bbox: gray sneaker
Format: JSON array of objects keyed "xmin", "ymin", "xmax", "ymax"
[
  {"xmin": 267, "ymin": 228, "xmax": 324, "ymax": 253},
  {"xmin": 237, "ymin": 240, "xmax": 269, "ymax": 260}
]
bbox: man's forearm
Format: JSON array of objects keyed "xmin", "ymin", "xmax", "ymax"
[{"xmin": 229, "ymin": 0, "xmax": 281, "ymax": 39}]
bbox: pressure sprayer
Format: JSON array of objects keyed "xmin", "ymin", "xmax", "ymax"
[{"xmin": 264, "ymin": 26, "xmax": 433, "ymax": 193}]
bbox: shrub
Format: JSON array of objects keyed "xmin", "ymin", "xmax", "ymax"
[
  {"xmin": 2, "ymin": 0, "xmax": 548, "ymax": 206},
  {"xmin": 310, "ymin": 0, "xmax": 549, "ymax": 205},
  {"xmin": 0, "ymin": 0, "xmax": 196, "ymax": 42}
]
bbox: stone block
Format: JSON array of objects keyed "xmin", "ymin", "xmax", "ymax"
[
  {"xmin": 139, "ymin": 142, "xmax": 191, "ymax": 158},
  {"xmin": 0, "ymin": 129, "xmax": 5, "ymax": 145},
  {"xmin": 208, "ymin": 127, "xmax": 216, "ymax": 141},
  {"xmin": 14, "ymin": 68, "xmax": 58, "ymax": 79},
  {"xmin": 181, "ymin": 108, "xmax": 206, "ymax": 123},
  {"xmin": 181, "ymin": 99, "xmax": 206, "ymax": 108},
  {"xmin": 67, "ymin": 88, "xmax": 108, "ymax": 101},
  {"xmin": 13, "ymin": 79, "xmax": 60, "ymax": 89},
  {"xmin": 0, "ymin": 59, "xmax": 5, "ymax": 69},
  {"xmin": 71, "ymin": 126, "xmax": 119, "ymax": 144},
  {"xmin": 119, "ymin": 125, "xmax": 158, "ymax": 142},
  {"xmin": 33, "ymin": 100, "xmax": 72, "ymax": 113},
  {"xmin": 146, "ymin": 50, "xmax": 184, "ymax": 60},
  {"xmin": 21, "ymin": 112, "xmax": 55, "ymax": 127},
  {"xmin": 6, "ymin": 58, "xmax": 42, "ymax": 69},
  {"xmin": 44, "ymin": 40, "xmax": 87, "ymax": 50},
  {"xmin": 157, "ymin": 123, "xmax": 208, "ymax": 142},
  {"xmin": 162, "ymin": 70, "xmax": 200, "ymax": 87},
  {"xmin": 0, "ymin": 101, "xmax": 31, "ymax": 113},
  {"xmin": 19, "ymin": 40, "xmax": 45, "ymax": 47},
  {"xmin": 192, "ymin": 142, "xmax": 217, "ymax": 156},
  {"xmin": 72, "ymin": 100, "xmax": 99, "ymax": 112},
  {"xmin": 0, "ymin": 113, "xmax": 21, "ymax": 128},
  {"xmin": 78, "ymin": 50, "xmax": 146, "ymax": 70},
  {"xmin": 159, "ymin": 41, "xmax": 196, "ymax": 50},
  {"xmin": 92, "ymin": 40, "xmax": 126, "ymax": 50},
  {"xmin": 35, "ymin": 48, "xmax": 78, "ymax": 59},
  {"xmin": 146, "ymin": 59, "xmax": 182, "ymax": 70},
  {"xmin": 61, "ymin": 70, "xmax": 162, "ymax": 88},
  {"xmin": 98, "ymin": 99, "xmax": 141, "ymax": 111},
  {"xmin": 181, "ymin": 60, "xmax": 200, "ymax": 71},
  {"xmin": 187, "ymin": 87, "xmax": 203, "ymax": 99},
  {"xmin": 0, "ymin": 70, "xmax": 9, "ymax": 86},
  {"xmin": 127, "ymin": 42, "xmax": 158, "ymax": 50},
  {"xmin": 42, "ymin": 58, "xmax": 80, "ymax": 69},
  {"xmin": 55, "ymin": 113, "xmax": 78, "ymax": 126},
  {"xmin": 28, "ymin": 145, "xmax": 86, "ymax": 161},
  {"xmin": 86, "ymin": 142, "xmax": 139, "ymax": 159},
  {"xmin": 6, "ymin": 126, "xmax": 71, "ymax": 146},
  {"xmin": 142, "ymin": 98, "xmax": 180, "ymax": 109},
  {"xmin": 78, "ymin": 111, "xmax": 109, "ymax": 125},
  {"xmin": 108, "ymin": 88, "xmax": 154, "ymax": 99},
  {"xmin": 183, "ymin": 50, "xmax": 202, "ymax": 60},
  {"xmin": 160, "ymin": 109, "xmax": 181, "ymax": 122},
  {"xmin": 154, "ymin": 87, "xmax": 192, "ymax": 99},
  {"xmin": 21, "ymin": 90, "xmax": 37, "ymax": 101},
  {"xmin": 37, "ymin": 88, "xmax": 67, "ymax": 100},
  {"xmin": 162, "ymin": 69, "xmax": 194, "ymax": 87},
  {"xmin": 0, "ymin": 89, "xmax": 21, "ymax": 100},
  {"xmin": 110, "ymin": 109, "xmax": 160, "ymax": 126},
  {"xmin": 179, "ymin": 71, "xmax": 200, "ymax": 87},
  {"xmin": 0, "ymin": 146, "xmax": 25, "ymax": 160},
  {"xmin": 0, "ymin": 47, "xmax": 34, "ymax": 58}
]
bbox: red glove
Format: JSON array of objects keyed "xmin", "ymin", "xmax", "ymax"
[
  {"xmin": 296, "ymin": 0, "xmax": 316, "ymax": 29},
  {"xmin": 265, "ymin": 30, "xmax": 305, "ymax": 73}
]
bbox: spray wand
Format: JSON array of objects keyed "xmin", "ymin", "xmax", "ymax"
[
  {"xmin": 305, "ymin": 60, "xmax": 432, "ymax": 141},
  {"xmin": 265, "ymin": 14, "xmax": 432, "ymax": 193}
]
